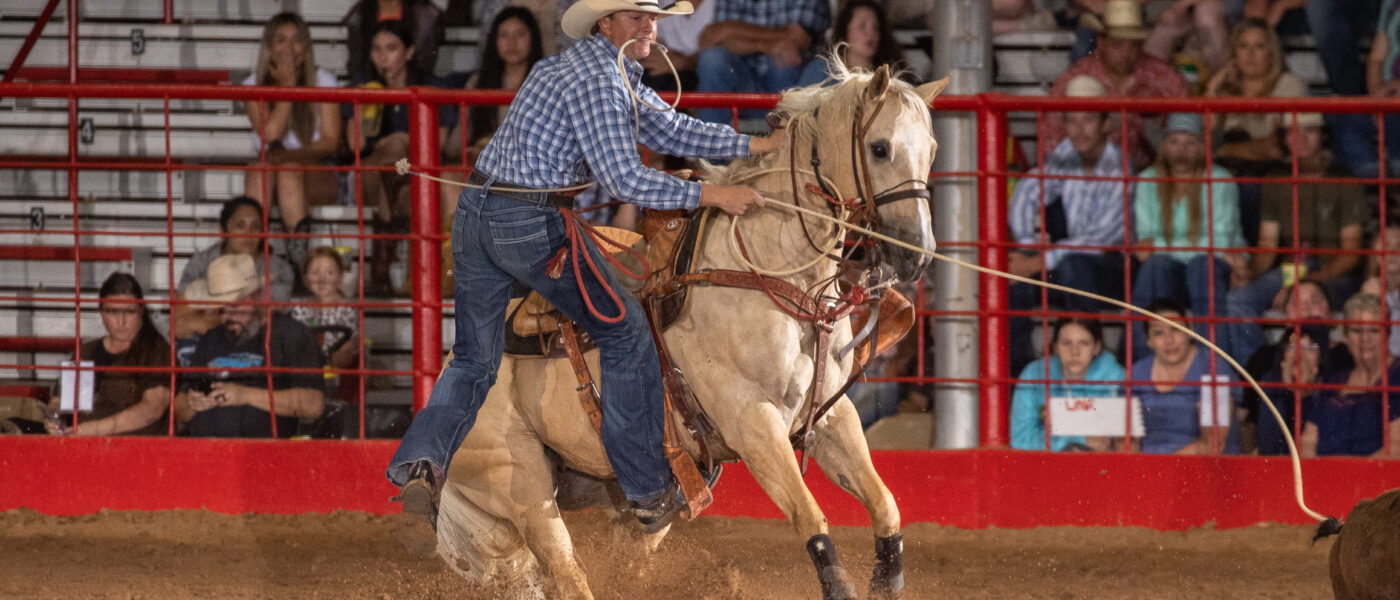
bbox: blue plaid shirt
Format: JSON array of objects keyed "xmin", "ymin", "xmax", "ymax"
[
  {"xmin": 474, "ymin": 35, "xmax": 751, "ymax": 210},
  {"xmin": 714, "ymin": 0, "xmax": 831, "ymax": 47}
]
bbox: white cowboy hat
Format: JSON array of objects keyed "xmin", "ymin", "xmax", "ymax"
[
  {"xmin": 185, "ymin": 254, "xmax": 262, "ymax": 307},
  {"xmin": 561, "ymin": 0, "xmax": 694, "ymax": 40},
  {"xmin": 1081, "ymin": 0, "xmax": 1148, "ymax": 40}
]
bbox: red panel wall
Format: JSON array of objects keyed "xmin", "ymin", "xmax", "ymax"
[{"xmin": 3, "ymin": 437, "xmax": 1397, "ymax": 530}]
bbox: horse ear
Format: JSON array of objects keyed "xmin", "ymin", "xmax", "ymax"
[
  {"xmin": 865, "ymin": 65, "xmax": 891, "ymax": 102},
  {"xmin": 914, "ymin": 76, "xmax": 951, "ymax": 105}
]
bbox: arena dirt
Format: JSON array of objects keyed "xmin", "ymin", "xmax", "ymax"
[{"xmin": 0, "ymin": 509, "xmax": 1333, "ymax": 599}]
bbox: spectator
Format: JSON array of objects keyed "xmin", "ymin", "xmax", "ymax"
[
  {"xmin": 479, "ymin": 0, "xmax": 580, "ymax": 56},
  {"xmin": 1131, "ymin": 113, "xmax": 1247, "ymax": 361},
  {"xmin": 1314, "ymin": 0, "xmax": 1385, "ymax": 176},
  {"xmin": 177, "ymin": 255, "xmax": 325, "ymax": 438},
  {"xmin": 1232, "ymin": 0, "xmax": 1307, "ymax": 32},
  {"xmin": 344, "ymin": 0, "xmax": 444, "ymax": 83},
  {"xmin": 992, "ymin": 0, "xmax": 1059, "ymax": 34},
  {"xmin": 1227, "ymin": 112, "xmax": 1366, "ymax": 347},
  {"xmin": 290, "ymin": 247, "xmax": 360, "ymax": 371},
  {"xmin": 1042, "ymin": 0, "xmax": 1191, "ymax": 171},
  {"xmin": 694, "ymin": 0, "xmax": 831, "ymax": 123},
  {"xmin": 243, "ymin": 13, "xmax": 343, "ymax": 271},
  {"xmin": 1011, "ymin": 317, "xmax": 1128, "ymax": 451},
  {"xmin": 174, "ymin": 196, "xmax": 295, "ymax": 340},
  {"xmin": 797, "ymin": 1, "xmax": 908, "ymax": 87},
  {"xmin": 1300, "ymin": 292, "xmax": 1400, "ymax": 458},
  {"xmin": 443, "ymin": 7, "xmax": 544, "ymax": 167},
  {"xmin": 640, "ymin": 0, "xmax": 715, "ymax": 91},
  {"xmin": 1141, "ymin": 0, "xmax": 1231, "ymax": 74},
  {"xmin": 1130, "ymin": 298, "xmax": 1242, "ymax": 454},
  {"xmin": 46, "ymin": 273, "xmax": 172, "ymax": 436},
  {"xmin": 348, "ymin": 20, "xmax": 452, "ymax": 296},
  {"xmin": 1203, "ymin": 19, "xmax": 1307, "ymax": 172},
  {"xmin": 1007, "ymin": 75, "xmax": 1128, "ymax": 376},
  {"xmin": 1354, "ymin": 0, "xmax": 1400, "ymax": 172},
  {"xmin": 1241, "ymin": 281, "xmax": 1349, "ymax": 454},
  {"xmin": 1362, "ymin": 216, "xmax": 1400, "ymax": 358}
]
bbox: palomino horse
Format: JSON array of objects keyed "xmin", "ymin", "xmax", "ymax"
[{"xmin": 432, "ymin": 64, "xmax": 948, "ymax": 599}]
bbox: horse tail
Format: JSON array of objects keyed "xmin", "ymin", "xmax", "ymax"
[{"xmin": 1312, "ymin": 516, "xmax": 1343, "ymax": 545}]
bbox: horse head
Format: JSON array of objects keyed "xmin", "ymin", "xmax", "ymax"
[{"xmin": 781, "ymin": 65, "xmax": 948, "ymax": 283}]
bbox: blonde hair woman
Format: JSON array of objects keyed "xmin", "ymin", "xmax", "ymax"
[{"xmin": 1204, "ymin": 18, "xmax": 1307, "ymax": 166}]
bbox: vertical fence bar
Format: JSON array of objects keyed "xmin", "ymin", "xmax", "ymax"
[
  {"xmin": 409, "ymin": 95, "xmax": 442, "ymax": 412},
  {"xmin": 978, "ymin": 102, "xmax": 1009, "ymax": 447}
]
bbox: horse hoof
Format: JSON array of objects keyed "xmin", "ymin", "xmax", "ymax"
[
  {"xmin": 869, "ymin": 532, "xmax": 904, "ymax": 599},
  {"xmin": 807, "ymin": 534, "xmax": 858, "ymax": 600}
]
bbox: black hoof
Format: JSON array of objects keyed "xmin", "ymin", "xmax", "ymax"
[{"xmin": 807, "ymin": 534, "xmax": 858, "ymax": 600}]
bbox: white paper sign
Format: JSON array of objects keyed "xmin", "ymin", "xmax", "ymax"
[
  {"xmin": 1198, "ymin": 375, "xmax": 1232, "ymax": 427},
  {"xmin": 1048, "ymin": 395, "xmax": 1145, "ymax": 437},
  {"xmin": 59, "ymin": 360, "xmax": 95, "ymax": 412}
]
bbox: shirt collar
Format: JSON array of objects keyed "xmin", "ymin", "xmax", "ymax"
[{"xmin": 587, "ymin": 34, "xmax": 644, "ymax": 82}]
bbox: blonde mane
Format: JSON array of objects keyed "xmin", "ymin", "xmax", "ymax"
[{"xmin": 704, "ymin": 55, "xmax": 928, "ymax": 186}]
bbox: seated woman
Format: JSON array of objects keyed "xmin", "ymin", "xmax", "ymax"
[
  {"xmin": 1011, "ymin": 317, "xmax": 1127, "ymax": 451},
  {"xmin": 46, "ymin": 273, "xmax": 171, "ymax": 436},
  {"xmin": 174, "ymin": 197, "xmax": 296, "ymax": 341},
  {"xmin": 1130, "ymin": 298, "xmax": 1241, "ymax": 455},
  {"xmin": 348, "ymin": 19, "xmax": 450, "ymax": 296},
  {"xmin": 1131, "ymin": 113, "xmax": 1247, "ymax": 361},
  {"xmin": 797, "ymin": 0, "xmax": 909, "ymax": 87},
  {"xmin": 1203, "ymin": 19, "xmax": 1306, "ymax": 173},
  {"xmin": 440, "ymin": 7, "xmax": 545, "ymax": 209},
  {"xmin": 242, "ymin": 12, "xmax": 342, "ymax": 269},
  {"xmin": 343, "ymin": 0, "xmax": 443, "ymax": 84},
  {"xmin": 1300, "ymin": 293, "xmax": 1400, "ymax": 458}
]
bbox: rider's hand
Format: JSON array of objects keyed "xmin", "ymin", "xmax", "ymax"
[
  {"xmin": 699, "ymin": 184, "xmax": 766, "ymax": 216},
  {"xmin": 749, "ymin": 127, "xmax": 787, "ymax": 155}
]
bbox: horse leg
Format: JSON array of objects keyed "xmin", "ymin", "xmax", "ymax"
[
  {"xmin": 729, "ymin": 403, "xmax": 858, "ymax": 600},
  {"xmin": 501, "ymin": 445, "xmax": 598, "ymax": 600},
  {"xmin": 811, "ymin": 398, "xmax": 905, "ymax": 600}
]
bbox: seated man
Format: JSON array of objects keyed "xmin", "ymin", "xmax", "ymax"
[
  {"xmin": 1040, "ymin": 0, "xmax": 1190, "ymax": 171},
  {"xmin": 176, "ymin": 254, "xmax": 325, "ymax": 438},
  {"xmin": 1007, "ymin": 76, "xmax": 1128, "ymax": 376},
  {"xmin": 694, "ymin": 0, "xmax": 830, "ymax": 123},
  {"xmin": 1227, "ymin": 113, "xmax": 1367, "ymax": 350}
]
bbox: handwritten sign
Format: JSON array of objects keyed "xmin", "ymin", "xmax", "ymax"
[
  {"xmin": 59, "ymin": 360, "xmax": 94, "ymax": 412},
  {"xmin": 1048, "ymin": 395, "xmax": 1144, "ymax": 437}
]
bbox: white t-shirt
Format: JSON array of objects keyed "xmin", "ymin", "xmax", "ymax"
[
  {"xmin": 242, "ymin": 68, "xmax": 339, "ymax": 152},
  {"xmin": 656, "ymin": 0, "xmax": 715, "ymax": 56}
]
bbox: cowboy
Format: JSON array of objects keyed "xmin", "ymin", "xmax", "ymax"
[
  {"xmin": 386, "ymin": 0, "xmax": 786, "ymax": 532},
  {"xmin": 176, "ymin": 254, "xmax": 326, "ymax": 437},
  {"xmin": 1039, "ymin": 0, "xmax": 1188, "ymax": 171}
]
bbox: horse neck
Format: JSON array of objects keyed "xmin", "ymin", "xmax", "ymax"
[{"xmin": 699, "ymin": 153, "xmax": 845, "ymax": 292}]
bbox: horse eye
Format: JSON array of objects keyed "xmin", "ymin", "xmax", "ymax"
[{"xmin": 869, "ymin": 140, "xmax": 890, "ymax": 161}]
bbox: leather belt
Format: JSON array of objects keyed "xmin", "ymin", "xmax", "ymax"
[{"xmin": 467, "ymin": 170, "xmax": 579, "ymax": 208}]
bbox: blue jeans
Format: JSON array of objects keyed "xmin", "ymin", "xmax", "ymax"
[
  {"xmin": 1008, "ymin": 252, "xmax": 1126, "ymax": 376},
  {"xmin": 386, "ymin": 180, "xmax": 671, "ymax": 503},
  {"xmin": 1130, "ymin": 254, "xmax": 1235, "ymax": 361},
  {"xmin": 695, "ymin": 47, "xmax": 804, "ymax": 124}
]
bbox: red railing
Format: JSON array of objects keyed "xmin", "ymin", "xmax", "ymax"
[{"xmin": 2, "ymin": 81, "xmax": 1399, "ymax": 454}]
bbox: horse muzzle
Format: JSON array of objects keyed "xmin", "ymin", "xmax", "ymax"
[{"xmin": 878, "ymin": 225, "xmax": 934, "ymax": 282}]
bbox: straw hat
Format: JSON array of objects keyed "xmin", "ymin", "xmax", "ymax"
[
  {"xmin": 1065, "ymin": 75, "xmax": 1106, "ymax": 98},
  {"xmin": 185, "ymin": 254, "xmax": 262, "ymax": 307},
  {"xmin": 1082, "ymin": 0, "xmax": 1148, "ymax": 40},
  {"xmin": 561, "ymin": 0, "xmax": 693, "ymax": 40}
]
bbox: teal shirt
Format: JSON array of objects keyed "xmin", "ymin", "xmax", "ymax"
[
  {"xmin": 1011, "ymin": 353, "xmax": 1128, "ymax": 451},
  {"xmin": 1133, "ymin": 165, "xmax": 1244, "ymax": 262}
]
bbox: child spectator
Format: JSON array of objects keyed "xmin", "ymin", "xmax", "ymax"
[
  {"xmin": 1300, "ymin": 292, "xmax": 1400, "ymax": 458},
  {"xmin": 45, "ymin": 273, "xmax": 172, "ymax": 436},
  {"xmin": 694, "ymin": 0, "xmax": 831, "ymax": 123},
  {"xmin": 174, "ymin": 197, "xmax": 295, "ymax": 340},
  {"xmin": 797, "ymin": 1, "xmax": 909, "ymax": 87},
  {"xmin": 1131, "ymin": 113, "xmax": 1247, "ymax": 360},
  {"xmin": 242, "ymin": 13, "xmax": 342, "ymax": 270},
  {"xmin": 1130, "ymin": 298, "xmax": 1242, "ymax": 454},
  {"xmin": 1011, "ymin": 318, "xmax": 1127, "ymax": 451},
  {"xmin": 348, "ymin": 20, "xmax": 452, "ymax": 296},
  {"xmin": 1041, "ymin": 0, "xmax": 1191, "ymax": 171},
  {"xmin": 343, "ymin": 0, "xmax": 444, "ymax": 83},
  {"xmin": 290, "ymin": 247, "xmax": 360, "ymax": 371}
]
